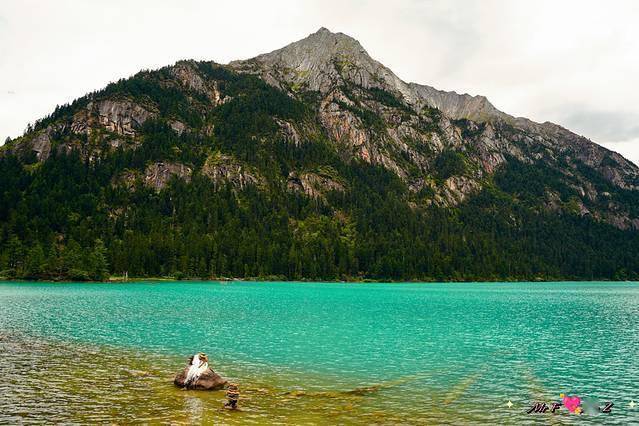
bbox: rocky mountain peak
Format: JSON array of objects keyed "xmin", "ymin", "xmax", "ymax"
[
  {"xmin": 229, "ymin": 27, "xmax": 412, "ymax": 98},
  {"xmin": 229, "ymin": 28, "xmax": 513, "ymax": 122},
  {"xmin": 304, "ymin": 26, "xmax": 364, "ymax": 49},
  {"xmin": 246, "ymin": 26, "xmax": 370, "ymax": 72}
]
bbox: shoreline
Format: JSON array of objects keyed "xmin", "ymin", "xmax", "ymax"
[{"xmin": 0, "ymin": 276, "xmax": 636, "ymax": 284}]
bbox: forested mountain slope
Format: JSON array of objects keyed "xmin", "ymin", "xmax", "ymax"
[{"xmin": 1, "ymin": 28, "xmax": 638, "ymax": 281}]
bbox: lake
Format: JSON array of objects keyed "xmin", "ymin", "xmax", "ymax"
[{"xmin": 0, "ymin": 281, "xmax": 637, "ymax": 424}]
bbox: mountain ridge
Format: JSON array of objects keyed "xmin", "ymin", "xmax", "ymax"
[{"xmin": 229, "ymin": 28, "xmax": 609, "ymax": 138}]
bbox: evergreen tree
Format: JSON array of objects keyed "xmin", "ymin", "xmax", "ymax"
[
  {"xmin": 89, "ymin": 239, "xmax": 109, "ymax": 281},
  {"xmin": 24, "ymin": 243, "xmax": 47, "ymax": 279},
  {"xmin": 6, "ymin": 235, "xmax": 24, "ymax": 276},
  {"xmin": 62, "ymin": 239, "xmax": 89, "ymax": 280}
]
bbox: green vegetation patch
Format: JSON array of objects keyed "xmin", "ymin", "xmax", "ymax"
[
  {"xmin": 434, "ymin": 150, "xmax": 468, "ymax": 180},
  {"xmin": 453, "ymin": 118, "xmax": 486, "ymax": 139}
]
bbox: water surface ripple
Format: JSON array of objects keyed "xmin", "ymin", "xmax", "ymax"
[{"xmin": 0, "ymin": 281, "xmax": 637, "ymax": 424}]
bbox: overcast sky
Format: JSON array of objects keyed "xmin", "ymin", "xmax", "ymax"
[{"xmin": 1, "ymin": 0, "xmax": 638, "ymax": 164}]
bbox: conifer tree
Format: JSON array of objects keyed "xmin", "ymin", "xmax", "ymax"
[
  {"xmin": 89, "ymin": 239, "xmax": 109, "ymax": 281},
  {"xmin": 24, "ymin": 243, "xmax": 47, "ymax": 278}
]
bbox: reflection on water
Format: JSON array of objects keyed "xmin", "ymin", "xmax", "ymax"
[{"xmin": 0, "ymin": 281, "xmax": 638, "ymax": 424}]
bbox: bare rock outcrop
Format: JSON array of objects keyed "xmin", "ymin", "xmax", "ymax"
[
  {"xmin": 436, "ymin": 176, "xmax": 482, "ymax": 206},
  {"xmin": 144, "ymin": 162, "xmax": 192, "ymax": 191},
  {"xmin": 409, "ymin": 83, "xmax": 508, "ymax": 123},
  {"xmin": 318, "ymin": 90, "xmax": 404, "ymax": 176},
  {"xmin": 30, "ymin": 130, "xmax": 53, "ymax": 161},
  {"xmin": 275, "ymin": 118, "xmax": 302, "ymax": 146},
  {"xmin": 169, "ymin": 120, "xmax": 187, "ymax": 135},
  {"xmin": 174, "ymin": 354, "xmax": 227, "ymax": 391},
  {"xmin": 170, "ymin": 62, "xmax": 225, "ymax": 106},
  {"xmin": 319, "ymin": 96, "xmax": 368, "ymax": 152},
  {"xmin": 174, "ymin": 368, "xmax": 226, "ymax": 391},
  {"xmin": 4, "ymin": 127, "xmax": 54, "ymax": 163},
  {"xmin": 69, "ymin": 99, "xmax": 156, "ymax": 137},
  {"xmin": 95, "ymin": 100, "xmax": 155, "ymax": 136},
  {"xmin": 201, "ymin": 153, "xmax": 262, "ymax": 190},
  {"xmin": 287, "ymin": 170, "xmax": 345, "ymax": 200}
]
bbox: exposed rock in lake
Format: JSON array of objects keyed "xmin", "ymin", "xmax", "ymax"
[
  {"xmin": 174, "ymin": 367, "xmax": 227, "ymax": 390},
  {"xmin": 174, "ymin": 353, "xmax": 227, "ymax": 391}
]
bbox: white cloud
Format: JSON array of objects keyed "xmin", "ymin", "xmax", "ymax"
[{"xmin": 1, "ymin": 0, "xmax": 638, "ymax": 164}]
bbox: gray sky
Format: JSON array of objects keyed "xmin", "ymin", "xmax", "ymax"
[{"xmin": 1, "ymin": 0, "xmax": 638, "ymax": 164}]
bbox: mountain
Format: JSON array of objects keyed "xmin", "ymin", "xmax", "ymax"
[{"xmin": 1, "ymin": 28, "xmax": 639, "ymax": 281}]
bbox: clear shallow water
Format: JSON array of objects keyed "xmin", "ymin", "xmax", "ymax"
[{"xmin": 0, "ymin": 281, "xmax": 638, "ymax": 424}]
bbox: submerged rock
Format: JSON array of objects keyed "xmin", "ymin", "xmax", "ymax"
[{"xmin": 174, "ymin": 353, "xmax": 227, "ymax": 390}]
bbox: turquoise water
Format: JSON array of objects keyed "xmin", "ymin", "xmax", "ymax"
[{"xmin": 1, "ymin": 281, "xmax": 638, "ymax": 424}]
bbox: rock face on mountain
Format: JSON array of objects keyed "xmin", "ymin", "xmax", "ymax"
[
  {"xmin": 201, "ymin": 153, "xmax": 262, "ymax": 190},
  {"xmin": 144, "ymin": 162, "xmax": 192, "ymax": 191},
  {"xmin": 8, "ymin": 128, "xmax": 53, "ymax": 162},
  {"xmin": 287, "ymin": 170, "xmax": 345, "ymax": 200},
  {"xmin": 408, "ymin": 83, "xmax": 507, "ymax": 122},
  {"xmin": 227, "ymin": 28, "xmax": 639, "ymax": 228},
  {"xmin": 95, "ymin": 100, "xmax": 156, "ymax": 137},
  {"xmin": 1, "ymin": 27, "xmax": 639, "ymax": 281}
]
